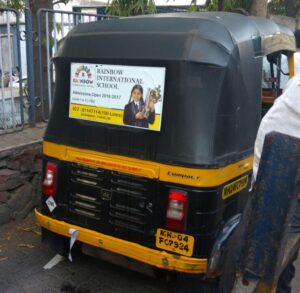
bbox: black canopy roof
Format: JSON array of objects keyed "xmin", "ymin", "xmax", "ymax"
[
  {"xmin": 47, "ymin": 13, "xmax": 295, "ymax": 167},
  {"xmin": 59, "ymin": 12, "xmax": 296, "ymax": 62}
]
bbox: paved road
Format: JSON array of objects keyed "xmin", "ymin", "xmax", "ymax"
[
  {"xmin": 0, "ymin": 212, "xmax": 299, "ymax": 293},
  {"xmin": 0, "ymin": 212, "xmax": 171, "ymax": 293}
]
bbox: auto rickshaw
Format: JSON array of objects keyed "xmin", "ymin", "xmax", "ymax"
[{"xmin": 35, "ymin": 12, "xmax": 296, "ymax": 292}]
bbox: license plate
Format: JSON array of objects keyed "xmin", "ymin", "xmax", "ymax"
[{"xmin": 155, "ymin": 228, "xmax": 194, "ymax": 257}]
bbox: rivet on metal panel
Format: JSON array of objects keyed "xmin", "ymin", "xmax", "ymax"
[{"xmin": 162, "ymin": 258, "xmax": 169, "ymax": 266}]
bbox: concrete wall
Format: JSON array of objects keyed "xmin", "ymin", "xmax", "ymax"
[{"xmin": 0, "ymin": 142, "xmax": 42, "ymax": 225}]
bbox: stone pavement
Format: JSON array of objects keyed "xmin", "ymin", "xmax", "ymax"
[{"xmin": 1, "ymin": 123, "xmax": 46, "ymax": 151}]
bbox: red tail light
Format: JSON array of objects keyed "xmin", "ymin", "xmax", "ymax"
[
  {"xmin": 42, "ymin": 162, "xmax": 57, "ymax": 196},
  {"xmin": 166, "ymin": 190, "xmax": 187, "ymax": 231}
]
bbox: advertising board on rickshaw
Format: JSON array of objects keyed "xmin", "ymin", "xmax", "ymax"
[{"xmin": 69, "ymin": 63, "xmax": 166, "ymax": 131}]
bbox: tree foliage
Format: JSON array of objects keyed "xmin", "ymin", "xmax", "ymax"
[
  {"xmin": 268, "ymin": 0, "xmax": 300, "ymax": 17},
  {"xmin": 0, "ymin": 0, "xmax": 70, "ymax": 12},
  {"xmin": 106, "ymin": 0, "xmax": 156, "ymax": 16},
  {"xmin": 206, "ymin": 0, "xmax": 300, "ymax": 17},
  {"xmin": 206, "ymin": 0, "xmax": 251, "ymax": 12},
  {"xmin": 0, "ymin": 0, "xmax": 25, "ymax": 11},
  {"xmin": 188, "ymin": 1, "xmax": 200, "ymax": 12},
  {"xmin": 268, "ymin": 0, "xmax": 287, "ymax": 15},
  {"xmin": 2, "ymin": 0, "xmax": 300, "ymax": 18}
]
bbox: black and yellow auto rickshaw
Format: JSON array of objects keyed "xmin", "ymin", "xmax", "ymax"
[{"xmin": 35, "ymin": 12, "xmax": 296, "ymax": 291}]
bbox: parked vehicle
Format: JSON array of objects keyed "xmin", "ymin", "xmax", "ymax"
[{"xmin": 35, "ymin": 12, "xmax": 296, "ymax": 292}]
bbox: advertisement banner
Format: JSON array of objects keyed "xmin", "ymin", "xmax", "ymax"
[{"xmin": 69, "ymin": 63, "xmax": 166, "ymax": 131}]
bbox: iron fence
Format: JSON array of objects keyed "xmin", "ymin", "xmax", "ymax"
[
  {"xmin": 0, "ymin": 8, "xmax": 24, "ymax": 134},
  {"xmin": 36, "ymin": 9, "xmax": 117, "ymax": 120}
]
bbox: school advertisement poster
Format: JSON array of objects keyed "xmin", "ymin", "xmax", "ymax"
[{"xmin": 69, "ymin": 63, "xmax": 166, "ymax": 131}]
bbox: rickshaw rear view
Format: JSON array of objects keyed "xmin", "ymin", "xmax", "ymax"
[{"xmin": 35, "ymin": 12, "xmax": 296, "ymax": 291}]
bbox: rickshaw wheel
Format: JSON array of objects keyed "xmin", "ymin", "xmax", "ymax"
[{"xmin": 173, "ymin": 218, "xmax": 240, "ymax": 293}]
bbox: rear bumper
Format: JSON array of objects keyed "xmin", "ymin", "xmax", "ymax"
[{"xmin": 35, "ymin": 209, "xmax": 207, "ymax": 274}]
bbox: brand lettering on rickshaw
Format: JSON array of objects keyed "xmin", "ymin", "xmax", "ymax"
[
  {"xmin": 222, "ymin": 175, "xmax": 249, "ymax": 200},
  {"xmin": 167, "ymin": 171, "xmax": 199, "ymax": 180},
  {"xmin": 74, "ymin": 156, "xmax": 142, "ymax": 173}
]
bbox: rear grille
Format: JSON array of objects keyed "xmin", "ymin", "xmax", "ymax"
[
  {"xmin": 71, "ymin": 163, "xmax": 104, "ymax": 187},
  {"xmin": 109, "ymin": 172, "xmax": 152, "ymax": 233},
  {"xmin": 67, "ymin": 163, "xmax": 155, "ymax": 236},
  {"xmin": 69, "ymin": 164, "xmax": 103, "ymax": 220}
]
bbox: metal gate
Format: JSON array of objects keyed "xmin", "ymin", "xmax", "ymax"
[
  {"xmin": 36, "ymin": 9, "xmax": 116, "ymax": 120},
  {"xmin": 0, "ymin": 8, "xmax": 25, "ymax": 134}
]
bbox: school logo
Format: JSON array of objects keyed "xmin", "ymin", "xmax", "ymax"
[{"xmin": 72, "ymin": 64, "xmax": 94, "ymax": 86}]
